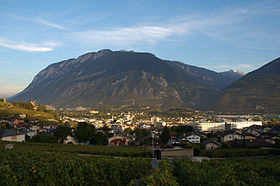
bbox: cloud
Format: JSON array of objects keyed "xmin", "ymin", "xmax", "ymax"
[
  {"xmin": 69, "ymin": 15, "xmax": 231, "ymax": 48},
  {"xmin": 13, "ymin": 15, "xmax": 63, "ymax": 29},
  {"xmin": 238, "ymin": 64, "xmax": 252, "ymax": 69},
  {"xmin": 70, "ymin": 26, "xmax": 173, "ymax": 47},
  {"xmin": 232, "ymin": 2, "xmax": 280, "ymax": 16},
  {"xmin": 0, "ymin": 37, "xmax": 59, "ymax": 52},
  {"xmin": 205, "ymin": 63, "xmax": 255, "ymax": 73},
  {"xmin": 34, "ymin": 17, "xmax": 63, "ymax": 29}
]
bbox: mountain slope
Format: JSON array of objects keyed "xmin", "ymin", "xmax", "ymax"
[
  {"xmin": 10, "ymin": 50, "xmax": 234, "ymax": 110},
  {"xmin": 219, "ymin": 70, "xmax": 244, "ymax": 84},
  {"xmin": 167, "ymin": 62, "xmax": 243, "ymax": 91},
  {"xmin": 217, "ymin": 57, "xmax": 280, "ymax": 113}
]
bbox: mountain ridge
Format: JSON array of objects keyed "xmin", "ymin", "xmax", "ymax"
[
  {"xmin": 9, "ymin": 49, "xmax": 243, "ymax": 110},
  {"xmin": 217, "ymin": 57, "xmax": 280, "ymax": 113}
]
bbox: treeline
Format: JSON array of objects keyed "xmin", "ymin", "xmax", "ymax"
[{"xmin": 28, "ymin": 122, "xmax": 112, "ymax": 146}]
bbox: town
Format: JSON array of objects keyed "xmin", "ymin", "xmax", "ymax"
[{"xmin": 1, "ymin": 98, "xmax": 279, "ymax": 159}]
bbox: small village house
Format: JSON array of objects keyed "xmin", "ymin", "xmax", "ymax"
[{"xmin": 0, "ymin": 129, "xmax": 25, "ymax": 142}]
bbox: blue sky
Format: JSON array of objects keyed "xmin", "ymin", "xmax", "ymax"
[{"xmin": 1, "ymin": 0, "xmax": 280, "ymax": 96}]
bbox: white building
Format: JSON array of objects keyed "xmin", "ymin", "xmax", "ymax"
[
  {"xmin": 181, "ymin": 133, "xmax": 200, "ymax": 143},
  {"xmin": 221, "ymin": 131, "xmax": 244, "ymax": 142},
  {"xmin": 196, "ymin": 120, "xmax": 262, "ymax": 132},
  {"xmin": 228, "ymin": 121, "xmax": 262, "ymax": 129},
  {"xmin": 151, "ymin": 116, "xmax": 160, "ymax": 124},
  {"xmin": 90, "ymin": 110, "xmax": 99, "ymax": 114},
  {"xmin": 0, "ymin": 129, "xmax": 25, "ymax": 142},
  {"xmin": 196, "ymin": 121, "xmax": 225, "ymax": 132},
  {"xmin": 64, "ymin": 135, "xmax": 78, "ymax": 144}
]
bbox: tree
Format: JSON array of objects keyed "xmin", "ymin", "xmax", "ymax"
[
  {"xmin": 124, "ymin": 128, "xmax": 132, "ymax": 134},
  {"xmin": 160, "ymin": 127, "xmax": 171, "ymax": 144},
  {"xmin": 100, "ymin": 124, "xmax": 110, "ymax": 133},
  {"xmin": 269, "ymin": 118, "xmax": 278, "ymax": 125},
  {"xmin": 171, "ymin": 125, "xmax": 194, "ymax": 136},
  {"xmin": 134, "ymin": 128, "xmax": 149, "ymax": 141},
  {"xmin": 90, "ymin": 132, "xmax": 108, "ymax": 145},
  {"xmin": 75, "ymin": 122, "xmax": 96, "ymax": 143},
  {"xmin": 53, "ymin": 125, "xmax": 72, "ymax": 143},
  {"xmin": 30, "ymin": 133, "xmax": 57, "ymax": 143}
]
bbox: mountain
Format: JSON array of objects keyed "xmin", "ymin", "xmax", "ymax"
[
  {"xmin": 0, "ymin": 93, "xmax": 16, "ymax": 99},
  {"xmin": 167, "ymin": 62, "xmax": 243, "ymax": 91},
  {"xmin": 219, "ymin": 70, "xmax": 244, "ymax": 83},
  {"xmin": 10, "ymin": 49, "xmax": 236, "ymax": 110},
  {"xmin": 217, "ymin": 57, "xmax": 280, "ymax": 113}
]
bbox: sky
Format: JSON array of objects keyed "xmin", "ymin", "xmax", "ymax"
[{"xmin": 0, "ymin": 0, "xmax": 280, "ymax": 97}]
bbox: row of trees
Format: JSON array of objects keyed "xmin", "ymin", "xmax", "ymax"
[
  {"xmin": 29, "ymin": 122, "xmax": 195, "ymax": 146},
  {"xmin": 29, "ymin": 122, "xmax": 112, "ymax": 145}
]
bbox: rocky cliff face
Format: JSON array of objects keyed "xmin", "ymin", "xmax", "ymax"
[
  {"xmin": 10, "ymin": 50, "xmax": 240, "ymax": 110},
  {"xmin": 217, "ymin": 57, "xmax": 280, "ymax": 113}
]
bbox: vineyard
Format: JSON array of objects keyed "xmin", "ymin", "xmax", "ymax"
[
  {"xmin": 131, "ymin": 158, "xmax": 280, "ymax": 185},
  {"xmin": 0, "ymin": 141, "xmax": 151, "ymax": 158},
  {"xmin": 0, "ymin": 149, "xmax": 151, "ymax": 185},
  {"xmin": 1, "ymin": 142, "xmax": 280, "ymax": 185},
  {"xmin": 172, "ymin": 158, "xmax": 280, "ymax": 186}
]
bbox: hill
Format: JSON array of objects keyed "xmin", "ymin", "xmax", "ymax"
[
  {"xmin": 9, "ymin": 50, "xmax": 240, "ymax": 110},
  {"xmin": 0, "ymin": 101, "xmax": 58, "ymax": 124},
  {"xmin": 217, "ymin": 57, "xmax": 280, "ymax": 113}
]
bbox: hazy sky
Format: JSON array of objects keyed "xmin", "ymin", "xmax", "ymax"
[{"xmin": 1, "ymin": 0, "xmax": 280, "ymax": 96}]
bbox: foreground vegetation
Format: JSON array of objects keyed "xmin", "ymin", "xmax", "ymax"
[
  {"xmin": 1, "ymin": 142, "xmax": 280, "ymax": 185},
  {"xmin": 172, "ymin": 158, "xmax": 280, "ymax": 186},
  {"xmin": 0, "ymin": 149, "xmax": 151, "ymax": 185},
  {"xmin": 0, "ymin": 141, "xmax": 151, "ymax": 158},
  {"xmin": 201, "ymin": 147, "xmax": 280, "ymax": 158},
  {"xmin": 132, "ymin": 158, "xmax": 280, "ymax": 186}
]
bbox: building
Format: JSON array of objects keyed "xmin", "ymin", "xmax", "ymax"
[
  {"xmin": 64, "ymin": 135, "xmax": 78, "ymax": 144},
  {"xmin": 90, "ymin": 110, "xmax": 99, "ymax": 114},
  {"xmin": 151, "ymin": 116, "xmax": 160, "ymax": 124},
  {"xmin": 108, "ymin": 134, "xmax": 133, "ymax": 146},
  {"xmin": 219, "ymin": 130, "xmax": 244, "ymax": 142},
  {"xmin": 0, "ymin": 98, "xmax": 6, "ymax": 102},
  {"xmin": 228, "ymin": 121, "xmax": 262, "ymax": 129},
  {"xmin": 196, "ymin": 121, "xmax": 225, "ymax": 132},
  {"xmin": 0, "ymin": 129, "xmax": 25, "ymax": 142},
  {"xmin": 195, "ymin": 120, "xmax": 262, "ymax": 132},
  {"xmin": 180, "ymin": 133, "xmax": 201, "ymax": 143},
  {"xmin": 203, "ymin": 139, "xmax": 221, "ymax": 150}
]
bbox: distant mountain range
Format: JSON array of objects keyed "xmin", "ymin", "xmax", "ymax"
[
  {"xmin": 0, "ymin": 93, "xmax": 16, "ymax": 99},
  {"xmin": 9, "ymin": 49, "xmax": 244, "ymax": 110},
  {"xmin": 217, "ymin": 57, "xmax": 280, "ymax": 113}
]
